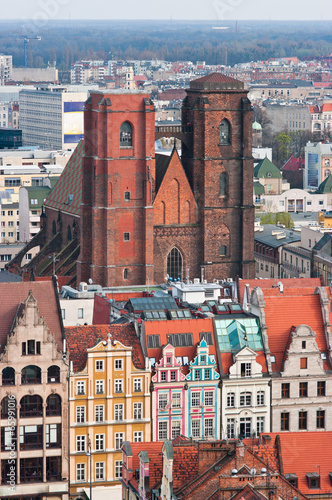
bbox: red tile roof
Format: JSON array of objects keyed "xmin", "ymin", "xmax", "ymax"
[
  {"xmin": 173, "ymin": 439, "xmax": 199, "ymax": 489},
  {"xmin": 144, "ymin": 318, "xmax": 217, "ymax": 363},
  {"xmin": 0, "ymin": 281, "xmax": 63, "ymax": 354},
  {"xmin": 259, "ymin": 432, "xmax": 332, "ymax": 495},
  {"xmin": 193, "ymin": 73, "xmax": 242, "ymax": 85},
  {"xmin": 65, "ymin": 323, "xmax": 144, "ymax": 372},
  {"xmin": 238, "ymin": 278, "xmax": 321, "ymax": 303},
  {"xmin": 261, "ymin": 289, "xmax": 330, "ymax": 372},
  {"xmin": 220, "ymin": 351, "xmax": 268, "ymax": 375},
  {"xmin": 129, "ymin": 442, "xmax": 164, "ymax": 491},
  {"xmin": 282, "ymin": 156, "xmax": 305, "ymax": 171}
]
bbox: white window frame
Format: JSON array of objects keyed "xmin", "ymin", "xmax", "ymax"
[
  {"xmin": 95, "ymin": 461, "xmax": 105, "ymax": 480},
  {"xmin": 159, "ymin": 393, "xmax": 168, "ymax": 410},
  {"xmin": 78, "ymin": 308, "xmax": 84, "ymax": 319},
  {"xmin": 171, "ymin": 420, "xmax": 181, "ymax": 439},
  {"xmin": 133, "ymin": 402, "xmax": 142, "ymax": 420},
  {"xmin": 257, "ymin": 416, "xmax": 265, "ymax": 434},
  {"xmin": 95, "ymin": 405, "xmax": 104, "ymax": 423},
  {"xmin": 204, "ymin": 418, "xmax": 214, "ymax": 438},
  {"xmin": 158, "ymin": 421, "xmax": 168, "ymax": 440},
  {"xmin": 114, "ymin": 404, "xmax": 124, "ymax": 421},
  {"xmin": 257, "ymin": 391, "xmax": 265, "ymax": 406},
  {"xmin": 76, "ymin": 463, "xmax": 86, "ymax": 482},
  {"xmin": 191, "ymin": 392, "xmax": 200, "ymax": 407},
  {"xmin": 96, "ymin": 380, "xmax": 105, "ymax": 394},
  {"xmin": 115, "ymin": 379, "xmax": 123, "ymax": 393},
  {"xmin": 133, "ymin": 378, "xmax": 142, "ymax": 392},
  {"xmin": 95, "ymin": 360, "xmax": 104, "ymax": 372},
  {"xmin": 76, "ymin": 435, "xmax": 86, "ymax": 452},
  {"xmin": 240, "ymin": 392, "xmax": 252, "ymax": 407},
  {"xmin": 76, "ymin": 405, "xmax": 86, "ymax": 423},
  {"xmin": 227, "ymin": 392, "xmax": 235, "ymax": 408},
  {"xmin": 77, "ymin": 381, "xmax": 86, "ymax": 395},
  {"xmin": 227, "ymin": 418, "xmax": 235, "ymax": 439},
  {"xmin": 172, "ymin": 392, "xmax": 181, "ymax": 408},
  {"xmin": 134, "ymin": 431, "xmax": 143, "ymax": 442},
  {"xmin": 115, "ymin": 432, "xmax": 124, "ymax": 450},
  {"xmin": 191, "ymin": 419, "xmax": 200, "ymax": 438},
  {"xmin": 204, "ymin": 391, "xmax": 214, "ymax": 407},
  {"xmin": 114, "ymin": 359, "xmax": 123, "ymax": 370},
  {"xmin": 115, "ymin": 460, "xmax": 122, "ymax": 479},
  {"xmin": 95, "ymin": 434, "xmax": 105, "ymax": 451}
]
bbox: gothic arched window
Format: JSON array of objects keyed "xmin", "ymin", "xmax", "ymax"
[
  {"xmin": 120, "ymin": 121, "xmax": 132, "ymax": 147},
  {"xmin": 167, "ymin": 248, "xmax": 183, "ymax": 281},
  {"xmin": 219, "ymin": 119, "xmax": 230, "ymax": 145}
]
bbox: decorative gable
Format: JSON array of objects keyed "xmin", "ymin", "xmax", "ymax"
[
  {"xmin": 283, "ymin": 324, "xmax": 325, "ymax": 376},
  {"xmin": 229, "ymin": 346, "xmax": 263, "ymax": 379},
  {"xmin": 152, "ymin": 343, "xmax": 186, "ymax": 383},
  {"xmin": 186, "ymin": 338, "xmax": 220, "ymax": 381}
]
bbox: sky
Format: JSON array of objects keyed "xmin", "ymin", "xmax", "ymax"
[{"xmin": 2, "ymin": 0, "xmax": 332, "ymax": 21}]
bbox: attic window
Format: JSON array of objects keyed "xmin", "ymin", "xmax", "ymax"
[
  {"xmin": 306, "ymin": 473, "xmax": 320, "ymax": 489},
  {"xmin": 285, "ymin": 474, "xmax": 298, "ymax": 488},
  {"xmin": 270, "ymin": 355, "xmax": 276, "ymax": 363},
  {"xmin": 267, "ymin": 172, "xmax": 272, "ymax": 177},
  {"xmin": 199, "ymin": 332, "xmax": 213, "ymax": 345},
  {"xmin": 147, "ymin": 335, "xmax": 161, "ymax": 349}
]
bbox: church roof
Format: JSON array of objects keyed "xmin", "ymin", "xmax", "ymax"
[
  {"xmin": 189, "ymin": 72, "xmax": 244, "ymax": 91},
  {"xmin": 317, "ymin": 174, "xmax": 332, "ymax": 193},
  {"xmin": 254, "ymin": 157, "xmax": 282, "ymax": 179},
  {"xmin": 44, "ymin": 139, "xmax": 83, "ymax": 216},
  {"xmin": 155, "ymin": 153, "xmax": 172, "ymax": 192}
]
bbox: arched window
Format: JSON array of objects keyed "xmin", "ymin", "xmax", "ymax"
[
  {"xmin": 1, "ymin": 396, "xmax": 14, "ymax": 419},
  {"xmin": 2, "ymin": 367, "xmax": 15, "ymax": 386},
  {"xmin": 167, "ymin": 247, "xmax": 183, "ymax": 281},
  {"xmin": 46, "ymin": 394, "xmax": 61, "ymax": 416},
  {"xmin": 20, "ymin": 395, "xmax": 43, "ymax": 418},
  {"xmin": 120, "ymin": 121, "xmax": 132, "ymax": 147},
  {"xmin": 21, "ymin": 365, "xmax": 41, "ymax": 385},
  {"xmin": 52, "ymin": 220, "xmax": 57, "ymax": 235},
  {"xmin": 124, "ymin": 268, "xmax": 129, "ymax": 280},
  {"xmin": 220, "ymin": 172, "xmax": 227, "ymax": 196},
  {"xmin": 67, "ymin": 224, "xmax": 72, "ymax": 242},
  {"xmin": 219, "ymin": 119, "xmax": 230, "ymax": 144},
  {"xmin": 47, "ymin": 365, "xmax": 60, "ymax": 383}
]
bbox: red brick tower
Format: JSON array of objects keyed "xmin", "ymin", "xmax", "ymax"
[
  {"xmin": 77, "ymin": 91, "xmax": 155, "ymax": 286},
  {"xmin": 181, "ymin": 74, "xmax": 255, "ymax": 281}
]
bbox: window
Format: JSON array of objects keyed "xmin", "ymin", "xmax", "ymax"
[
  {"xmin": 76, "ymin": 406, "xmax": 86, "ymax": 423},
  {"xmin": 307, "ymin": 474, "xmax": 320, "ymax": 489},
  {"xmin": 159, "ymin": 393, "xmax": 168, "ymax": 410},
  {"xmin": 124, "ymin": 191, "xmax": 131, "ymax": 201},
  {"xmin": 191, "ymin": 392, "xmax": 200, "ymax": 407},
  {"xmin": 171, "ymin": 371, "xmax": 176, "ymax": 381},
  {"xmin": 123, "ymin": 232, "xmax": 130, "ymax": 241},
  {"xmin": 227, "ymin": 418, "xmax": 235, "ymax": 439},
  {"xmin": 96, "ymin": 462, "xmax": 105, "ymax": 480},
  {"xmin": 167, "ymin": 332, "xmax": 193, "ymax": 347},
  {"xmin": 241, "ymin": 363, "xmax": 251, "ymax": 377},
  {"xmin": 2, "ymin": 367, "xmax": 15, "ymax": 386},
  {"xmin": 191, "ymin": 419, "xmax": 200, "ymax": 438},
  {"xmin": 204, "ymin": 391, "xmax": 213, "ymax": 406},
  {"xmin": 161, "ymin": 371, "xmax": 167, "ymax": 381},
  {"xmin": 195, "ymin": 370, "xmax": 201, "ymax": 380},
  {"xmin": 134, "ymin": 431, "xmax": 143, "ymax": 442},
  {"xmin": 317, "ymin": 381, "xmax": 326, "ymax": 396},
  {"xmin": 95, "ymin": 405, "xmax": 104, "ymax": 422},
  {"xmin": 219, "ymin": 119, "xmax": 230, "ymax": 144},
  {"xmin": 299, "ymin": 382, "xmax": 308, "ymax": 397},
  {"xmin": 46, "ymin": 394, "xmax": 61, "ymax": 416},
  {"xmin": 172, "ymin": 393, "xmax": 181, "ymax": 408},
  {"xmin": 76, "ymin": 435, "xmax": 86, "ymax": 452},
  {"xmin": 8, "ymin": 221, "xmax": 13, "ymax": 227},
  {"xmin": 120, "ymin": 121, "xmax": 132, "ymax": 147},
  {"xmin": 240, "ymin": 392, "xmax": 252, "ymax": 407},
  {"xmin": 133, "ymin": 402, "xmax": 142, "ymax": 420},
  {"xmin": 158, "ymin": 421, "xmax": 168, "ymax": 440},
  {"xmin": 204, "ymin": 418, "xmax": 214, "ymax": 438},
  {"xmin": 115, "ymin": 460, "xmax": 123, "ymax": 479},
  {"xmin": 61, "ymin": 309, "xmax": 65, "ymax": 320},
  {"xmin": 257, "ymin": 417, "xmax": 265, "ymax": 434},
  {"xmin": 1, "ymin": 426, "xmax": 17, "ymax": 451},
  {"xmin": 76, "ymin": 463, "xmax": 85, "ymax": 482},
  {"xmin": 240, "ymin": 417, "xmax": 252, "ymax": 438},
  {"xmin": 227, "ymin": 392, "xmax": 235, "ymax": 407},
  {"xmin": 147, "ymin": 335, "xmax": 161, "ymax": 348},
  {"xmin": 114, "ymin": 404, "xmax": 124, "ymax": 421},
  {"xmin": 95, "ymin": 360, "xmax": 104, "ymax": 372},
  {"xmin": 299, "ymin": 411, "xmax": 307, "ymax": 430},
  {"xmin": 114, "ymin": 359, "xmax": 123, "ymax": 370},
  {"xmin": 281, "ymin": 383, "xmax": 290, "ymax": 398},
  {"xmin": 167, "ymin": 247, "xmax": 183, "ymax": 281},
  {"xmin": 96, "ymin": 380, "xmax": 104, "ymax": 394},
  {"xmin": 78, "ymin": 308, "xmax": 84, "ymax": 319},
  {"xmin": 219, "ymin": 171, "xmax": 227, "ymax": 196},
  {"xmin": 124, "ymin": 268, "xmax": 129, "ymax": 279},
  {"xmin": 172, "ymin": 420, "xmax": 181, "ymax": 439},
  {"xmin": 204, "ymin": 369, "xmax": 211, "ymax": 380},
  {"xmin": 220, "ymin": 245, "xmax": 227, "ymax": 256},
  {"xmin": 133, "ymin": 378, "xmax": 142, "ymax": 392},
  {"xmin": 77, "ymin": 381, "xmax": 85, "ymax": 395},
  {"xmin": 47, "ymin": 365, "xmax": 60, "ymax": 383},
  {"xmin": 20, "ymin": 425, "xmax": 43, "ymax": 450},
  {"xmin": 257, "ymin": 391, "xmax": 265, "ymax": 406},
  {"xmin": 115, "ymin": 432, "xmax": 124, "ymax": 450},
  {"xmin": 115, "ymin": 379, "xmax": 123, "ymax": 393},
  {"xmin": 21, "ymin": 365, "xmax": 41, "ymax": 384},
  {"xmin": 317, "ymin": 410, "xmax": 325, "ymax": 428},
  {"xmin": 95, "ymin": 434, "xmax": 105, "ymax": 451},
  {"xmin": 302, "ymin": 341, "xmax": 306, "ymax": 349},
  {"xmin": 300, "ymin": 357, "xmax": 307, "ymax": 369},
  {"xmin": 281, "ymin": 412, "xmax": 289, "ymax": 431}
]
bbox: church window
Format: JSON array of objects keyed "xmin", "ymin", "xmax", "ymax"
[
  {"xmin": 220, "ymin": 172, "xmax": 227, "ymax": 196},
  {"xmin": 219, "ymin": 119, "xmax": 230, "ymax": 145},
  {"xmin": 120, "ymin": 122, "xmax": 132, "ymax": 147},
  {"xmin": 124, "ymin": 268, "xmax": 129, "ymax": 280},
  {"xmin": 167, "ymin": 247, "xmax": 182, "ymax": 281}
]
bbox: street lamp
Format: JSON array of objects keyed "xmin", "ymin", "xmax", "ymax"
[{"xmin": 86, "ymin": 434, "xmax": 92, "ymax": 500}]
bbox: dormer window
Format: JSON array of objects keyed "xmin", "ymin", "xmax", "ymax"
[
  {"xmin": 306, "ymin": 473, "xmax": 320, "ymax": 489},
  {"xmin": 241, "ymin": 362, "xmax": 251, "ymax": 377}
]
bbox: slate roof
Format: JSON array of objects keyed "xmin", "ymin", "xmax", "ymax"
[
  {"xmin": 155, "ymin": 153, "xmax": 172, "ymax": 192},
  {"xmin": 44, "ymin": 140, "xmax": 83, "ymax": 216},
  {"xmin": 254, "ymin": 225, "xmax": 301, "ymax": 248},
  {"xmin": 65, "ymin": 323, "xmax": 145, "ymax": 372},
  {"xmin": 317, "ymin": 174, "xmax": 332, "ymax": 194},
  {"xmin": 254, "ymin": 157, "xmax": 282, "ymax": 179},
  {"xmin": 0, "ymin": 281, "xmax": 63, "ymax": 354}
]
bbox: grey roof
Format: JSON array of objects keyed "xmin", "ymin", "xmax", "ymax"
[
  {"xmin": 164, "ymin": 441, "xmax": 174, "ymax": 460},
  {"xmin": 126, "ymin": 296, "xmax": 177, "ymax": 312},
  {"xmin": 313, "ymin": 233, "xmax": 331, "ymax": 251},
  {"xmin": 0, "ymin": 270, "xmax": 22, "ymax": 282},
  {"xmin": 138, "ymin": 450, "xmax": 150, "ymax": 463},
  {"xmin": 122, "ymin": 441, "xmax": 132, "ymax": 456},
  {"xmin": 254, "ymin": 224, "xmax": 301, "ymax": 248}
]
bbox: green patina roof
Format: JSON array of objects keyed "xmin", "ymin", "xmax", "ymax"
[
  {"xmin": 44, "ymin": 140, "xmax": 83, "ymax": 216},
  {"xmin": 254, "ymin": 157, "xmax": 282, "ymax": 179},
  {"xmin": 254, "ymin": 181, "xmax": 265, "ymax": 195},
  {"xmin": 317, "ymin": 174, "xmax": 332, "ymax": 194},
  {"xmin": 26, "ymin": 186, "xmax": 51, "ymax": 209},
  {"xmin": 252, "ymin": 119, "xmax": 262, "ymax": 130}
]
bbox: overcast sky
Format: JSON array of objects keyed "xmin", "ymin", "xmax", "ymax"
[{"xmin": 2, "ymin": 0, "xmax": 332, "ymax": 21}]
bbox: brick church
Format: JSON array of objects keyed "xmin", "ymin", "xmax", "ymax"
[{"xmin": 77, "ymin": 73, "xmax": 255, "ymax": 287}]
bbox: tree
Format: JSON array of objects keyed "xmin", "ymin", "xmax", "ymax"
[{"xmin": 260, "ymin": 212, "xmax": 294, "ymax": 229}]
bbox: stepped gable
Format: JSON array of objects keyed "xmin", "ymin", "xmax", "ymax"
[
  {"xmin": 65, "ymin": 323, "xmax": 144, "ymax": 372},
  {"xmin": 44, "ymin": 139, "xmax": 83, "ymax": 216},
  {"xmin": 260, "ymin": 287, "xmax": 330, "ymax": 372},
  {"xmin": 0, "ymin": 281, "xmax": 62, "ymax": 355}
]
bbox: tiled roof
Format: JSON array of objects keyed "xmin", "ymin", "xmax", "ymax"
[
  {"xmin": 65, "ymin": 323, "xmax": 144, "ymax": 372},
  {"xmin": 173, "ymin": 440, "xmax": 199, "ymax": 489},
  {"xmin": 261, "ymin": 289, "xmax": 330, "ymax": 372},
  {"xmin": 0, "ymin": 281, "xmax": 63, "ymax": 354},
  {"xmin": 254, "ymin": 157, "xmax": 282, "ymax": 179},
  {"xmin": 238, "ymin": 278, "xmax": 321, "ymax": 303},
  {"xmin": 144, "ymin": 318, "xmax": 217, "ymax": 364},
  {"xmin": 192, "ymin": 73, "xmax": 242, "ymax": 84},
  {"xmin": 259, "ymin": 432, "xmax": 332, "ymax": 495},
  {"xmin": 129, "ymin": 442, "xmax": 164, "ymax": 491},
  {"xmin": 282, "ymin": 156, "xmax": 305, "ymax": 171},
  {"xmin": 44, "ymin": 140, "xmax": 83, "ymax": 216},
  {"xmin": 155, "ymin": 153, "xmax": 172, "ymax": 192},
  {"xmin": 219, "ymin": 350, "xmax": 267, "ymax": 375},
  {"xmin": 231, "ymin": 483, "xmax": 269, "ymax": 500}
]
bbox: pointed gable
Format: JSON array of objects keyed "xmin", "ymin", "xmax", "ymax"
[{"xmin": 153, "ymin": 149, "xmax": 197, "ymax": 225}]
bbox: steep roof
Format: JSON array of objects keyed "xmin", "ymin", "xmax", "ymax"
[
  {"xmin": 127, "ymin": 442, "xmax": 164, "ymax": 492},
  {"xmin": 155, "ymin": 153, "xmax": 172, "ymax": 192},
  {"xmin": 0, "ymin": 281, "xmax": 63, "ymax": 354},
  {"xmin": 25, "ymin": 185, "xmax": 51, "ymax": 209},
  {"xmin": 65, "ymin": 323, "xmax": 145, "ymax": 372},
  {"xmin": 44, "ymin": 139, "xmax": 83, "ymax": 216},
  {"xmin": 317, "ymin": 174, "xmax": 332, "ymax": 194},
  {"xmin": 260, "ymin": 288, "xmax": 330, "ymax": 372},
  {"xmin": 254, "ymin": 157, "xmax": 282, "ymax": 179},
  {"xmin": 172, "ymin": 438, "xmax": 199, "ymax": 489},
  {"xmin": 282, "ymin": 156, "xmax": 305, "ymax": 171},
  {"xmin": 237, "ymin": 278, "xmax": 321, "ymax": 303}
]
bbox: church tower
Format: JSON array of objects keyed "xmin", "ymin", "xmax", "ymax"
[
  {"xmin": 181, "ymin": 73, "xmax": 255, "ymax": 281},
  {"xmin": 77, "ymin": 91, "xmax": 155, "ymax": 286}
]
